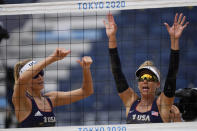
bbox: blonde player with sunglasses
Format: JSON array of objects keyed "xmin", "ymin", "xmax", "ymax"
[
  {"xmin": 104, "ymin": 13, "xmax": 188, "ymax": 123},
  {"xmin": 12, "ymin": 48, "xmax": 94, "ymax": 127}
]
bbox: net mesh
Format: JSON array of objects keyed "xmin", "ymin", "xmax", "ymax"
[{"xmin": 0, "ymin": 0, "xmax": 197, "ymax": 128}]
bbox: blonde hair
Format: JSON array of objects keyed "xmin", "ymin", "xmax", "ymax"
[
  {"xmin": 14, "ymin": 59, "xmax": 32, "ymax": 82},
  {"xmin": 138, "ymin": 60, "xmax": 160, "ymax": 76}
]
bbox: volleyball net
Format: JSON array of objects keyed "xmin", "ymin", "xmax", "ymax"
[{"xmin": 0, "ymin": 0, "xmax": 197, "ymax": 130}]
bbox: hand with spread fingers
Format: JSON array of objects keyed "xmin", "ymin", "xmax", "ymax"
[
  {"xmin": 164, "ymin": 13, "xmax": 189, "ymax": 50},
  {"xmin": 164, "ymin": 13, "xmax": 189, "ymax": 40},
  {"xmin": 104, "ymin": 12, "xmax": 188, "ymax": 124}
]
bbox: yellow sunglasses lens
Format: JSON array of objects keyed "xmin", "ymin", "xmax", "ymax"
[
  {"xmin": 138, "ymin": 74, "xmax": 158, "ymax": 82},
  {"xmin": 141, "ymin": 74, "xmax": 152, "ymax": 79}
]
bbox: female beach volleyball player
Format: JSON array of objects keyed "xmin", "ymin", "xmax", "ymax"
[
  {"xmin": 104, "ymin": 13, "xmax": 188, "ymax": 123},
  {"xmin": 12, "ymin": 48, "xmax": 94, "ymax": 127}
]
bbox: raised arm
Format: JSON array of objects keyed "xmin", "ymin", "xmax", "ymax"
[
  {"xmin": 12, "ymin": 48, "xmax": 70, "ymax": 113},
  {"xmin": 44, "ymin": 56, "xmax": 94, "ymax": 107},
  {"xmin": 159, "ymin": 13, "xmax": 189, "ymax": 122},
  {"xmin": 104, "ymin": 13, "xmax": 138, "ymax": 114},
  {"xmin": 103, "ymin": 13, "xmax": 118, "ymax": 48},
  {"xmin": 164, "ymin": 13, "xmax": 189, "ymax": 50}
]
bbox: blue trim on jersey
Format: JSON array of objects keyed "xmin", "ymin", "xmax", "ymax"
[{"xmin": 126, "ymin": 99, "xmax": 163, "ymax": 124}]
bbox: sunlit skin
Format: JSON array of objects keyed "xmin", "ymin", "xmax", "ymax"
[{"xmin": 29, "ymin": 74, "xmax": 44, "ymax": 93}]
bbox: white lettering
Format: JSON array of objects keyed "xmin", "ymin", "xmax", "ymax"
[
  {"xmin": 43, "ymin": 116, "xmax": 56, "ymax": 123},
  {"xmin": 132, "ymin": 114, "xmax": 136, "ymax": 120},
  {"xmin": 132, "ymin": 114, "xmax": 150, "ymax": 122},
  {"xmin": 145, "ymin": 115, "xmax": 150, "ymax": 121}
]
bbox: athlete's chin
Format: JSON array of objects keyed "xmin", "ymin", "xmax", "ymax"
[
  {"xmin": 34, "ymin": 84, "xmax": 44, "ymax": 90},
  {"xmin": 140, "ymin": 91, "xmax": 153, "ymax": 96},
  {"xmin": 38, "ymin": 85, "xmax": 44, "ymax": 90},
  {"xmin": 141, "ymin": 92, "xmax": 149, "ymax": 96}
]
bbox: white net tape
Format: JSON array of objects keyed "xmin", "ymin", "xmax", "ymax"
[
  {"xmin": 2, "ymin": 122, "xmax": 197, "ymax": 131},
  {"xmin": 0, "ymin": 0, "xmax": 197, "ymax": 131},
  {"xmin": 0, "ymin": 0, "xmax": 197, "ymax": 16}
]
